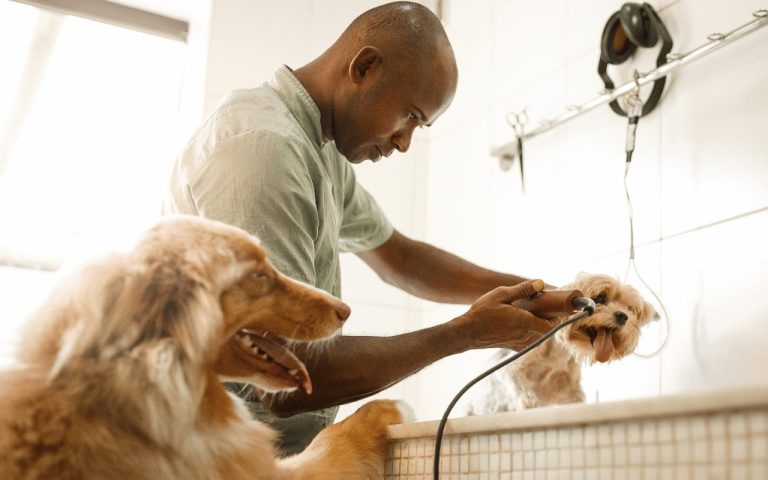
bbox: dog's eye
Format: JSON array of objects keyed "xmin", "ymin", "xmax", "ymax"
[
  {"xmin": 593, "ymin": 294, "xmax": 608, "ymax": 304},
  {"xmin": 242, "ymin": 271, "xmax": 273, "ymax": 296}
]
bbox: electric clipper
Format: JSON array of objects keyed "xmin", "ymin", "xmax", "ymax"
[{"xmin": 514, "ymin": 288, "xmax": 593, "ymax": 320}]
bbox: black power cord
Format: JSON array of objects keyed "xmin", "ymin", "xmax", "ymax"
[{"xmin": 432, "ymin": 300, "xmax": 596, "ymax": 479}]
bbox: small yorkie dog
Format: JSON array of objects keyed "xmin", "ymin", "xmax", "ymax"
[{"xmin": 466, "ymin": 274, "xmax": 659, "ymax": 414}]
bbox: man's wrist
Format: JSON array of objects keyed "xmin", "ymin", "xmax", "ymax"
[{"xmin": 437, "ymin": 315, "xmax": 477, "ymax": 355}]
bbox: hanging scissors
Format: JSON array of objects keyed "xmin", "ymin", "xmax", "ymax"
[
  {"xmin": 504, "ymin": 109, "xmax": 528, "ymax": 192},
  {"xmin": 505, "ymin": 109, "xmax": 529, "ymax": 135}
]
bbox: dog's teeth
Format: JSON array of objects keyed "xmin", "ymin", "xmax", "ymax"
[
  {"xmin": 245, "ymin": 344, "xmax": 273, "ymax": 362},
  {"xmin": 252, "ymin": 348, "xmax": 269, "ymax": 360}
]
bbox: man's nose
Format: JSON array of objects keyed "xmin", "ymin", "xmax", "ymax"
[{"xmin": 391, "ymin": 127, "xmax": 415, "ymax": 153}]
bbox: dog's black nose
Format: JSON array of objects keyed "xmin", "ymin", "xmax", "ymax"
[{"xmin": 614, "ymin": 311, "xmax": 628, "ymax": 325}]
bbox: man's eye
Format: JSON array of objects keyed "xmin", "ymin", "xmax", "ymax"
[
  {"xmin": 408, "ymin": 113, "xmax": 426, "ymax": 129},
  {"xmin": 594, "ymin": 294, "xmax": 608, "ymax": 304}
]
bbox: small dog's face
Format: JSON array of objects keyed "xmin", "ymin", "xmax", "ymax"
[{"xmin": 556, "ymin": 274, "xmax": 658, "ymax": 364}]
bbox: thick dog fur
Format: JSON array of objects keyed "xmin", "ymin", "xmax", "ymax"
[
  {"xmin": 466, "ymin": 274, "xmax": 658, "ymax": 415},
  {"xmin": 0, "ymin": 216, "xmax": 410, "ymax": 480}
]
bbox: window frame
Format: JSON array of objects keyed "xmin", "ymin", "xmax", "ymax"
[{"xmin": 11, "ymin": 0, "xmax": 188, "ymax": 42}]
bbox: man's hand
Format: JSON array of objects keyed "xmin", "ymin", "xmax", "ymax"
[
  {"xmin": 256, "ymin": 279, "xmax": 555, "ymax": 416},
  {"xmin": 449, "ymin": 279, "xmax": 555, "ymax": 350}
]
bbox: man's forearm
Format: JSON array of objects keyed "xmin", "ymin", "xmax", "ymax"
[
  {"xmin": 260, "ymin": 321, "xmax": 469, "ymax": 416},
  {"xmin": 394, "ymin": 240, "xmax": 529, "ymax": 303},
  {"xmin": 359, "ymin": 231, "xmax": 531, "ymax": 304}
]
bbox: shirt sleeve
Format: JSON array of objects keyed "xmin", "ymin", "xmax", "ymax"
[
  {"xmin": 337, "ymin": 162, "xmax": 393, "ymax": 253},
  {"xmin": 186, "ymin": 130, "xmax": 318, "ymax": 285}
]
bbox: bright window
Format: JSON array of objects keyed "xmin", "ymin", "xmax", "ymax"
[{"xmin": 0, "ymin": 1, "xmax": 186, "ymax": 365}]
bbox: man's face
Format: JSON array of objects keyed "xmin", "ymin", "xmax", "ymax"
[{"xmin": 334, "ymin": 53, "xmax": 456, "ymax": 164}]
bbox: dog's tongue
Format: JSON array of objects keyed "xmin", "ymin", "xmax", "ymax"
[
  {"xmin": 593, "ymin": 328, "xmax": 615, "ymax": 363},
  {"xmin": 248, "ymin": 334, "xmax": 312, "ymax": 394}
]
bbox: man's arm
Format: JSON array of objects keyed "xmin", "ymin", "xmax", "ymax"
[
  {"xmin": 259, "ymin": 281, "xmax": 554, "ymax": 416},
  {"xmin": 357, "ymin": 229, "xmax": 536, "ymax": 304}
]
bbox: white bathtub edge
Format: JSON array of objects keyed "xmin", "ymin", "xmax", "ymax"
[{"xmin": 387, "ymin": 385, "xmax": 768, "ymax": 439}]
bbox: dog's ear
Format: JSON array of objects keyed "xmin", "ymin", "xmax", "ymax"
[
  {"xmin": 137, "ymin": 262, "xmax": 222, "ymax": 358},
  {"xmin": 44, "ymin": 254, "xmax": 220, "ymax": 378},
  {"xmin": 642, "ymin": 300, "xmax": 661, "ymax": 323},
  {"xmin": 112, "ymin": 262, "xmax": 219, "ymax": 362},
  {"xmin": 43, "ymin": 257, "xmax": 129, "ymax": 377}
]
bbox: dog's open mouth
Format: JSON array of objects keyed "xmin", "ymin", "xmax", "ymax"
[
  {"xmin": 232, "ymin": 329, "xmax": 312, "ymax": 394},
  {"xmin": 581, "ymin": 326, "xmax": 616, "ymax": 363}
]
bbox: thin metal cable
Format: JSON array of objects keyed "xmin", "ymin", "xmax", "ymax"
[{"xmin": 623, "ymin": 159, "xmax": 670, "ymax": 358}]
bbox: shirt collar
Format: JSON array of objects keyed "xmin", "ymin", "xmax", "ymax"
[{"xmin": 273, "ymin": 65, "xmax": 327, "ymax": 148}]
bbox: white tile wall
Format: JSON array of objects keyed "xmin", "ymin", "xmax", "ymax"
[
  {"xmin": 490, "ymin": 0, "xmax": 570, "ymax": 105},
  {"xmin": 432, "ymin": 0, "xmax": 494, "ymax": 137},
  {"xmin": 658, "ymin": 209, "xmax": 768, "ymax": 396},
  {"xmin": 201, "ymin": 0, "xmax": 314, "ymax": 115},
  {"xmin": 659, "ymin": 1, "xmax": 768, "ymax": 237},
  {"xmin": 413, "ymin": 0, "xmax": 768, "ymax": 422}
]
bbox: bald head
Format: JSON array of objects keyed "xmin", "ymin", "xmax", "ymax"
[
  {"xmin": 340, "ymin": 2, "xmax": 454, "ymax": 62},
  {"xmin": 294, "ymin": 2, "xmax": 458, "ymax": 164},
  {"xmin": 331, "ymin": 2, "xmax": 458, "ymax": 99}
]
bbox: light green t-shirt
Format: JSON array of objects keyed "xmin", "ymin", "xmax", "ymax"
[{"xmin": 162, "ymin": 66, "xmax": 393, "ymax": 455}]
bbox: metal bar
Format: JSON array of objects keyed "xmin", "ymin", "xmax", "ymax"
[
  {"xmin": 11, "ymin": 0, "xmax": 188, "ymax": 42},
  {"xmin": 493, "ymin": 9, "xmax": 768, "ymax": 156}
]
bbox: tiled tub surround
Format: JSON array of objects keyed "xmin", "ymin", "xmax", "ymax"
[{"xmin": 385, "ymin": 387, "xmax": 768, "ymax": 479}]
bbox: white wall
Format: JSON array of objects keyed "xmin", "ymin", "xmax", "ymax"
[
  {"xmin": 188, "ymin": 0, "xmax": 768, "ymax": 423},
  {"xmin": 412, "ymin": 0, "xmax": 768, "ymax": 420}
]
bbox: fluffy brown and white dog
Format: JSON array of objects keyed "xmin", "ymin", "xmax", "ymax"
[
  {"xmin": 0, "ymin": 216, "xmax": 410, "ymax": 480},
  {"xmin": 465, "ymin": 274, "xmax": 658, "ymax": 415}
]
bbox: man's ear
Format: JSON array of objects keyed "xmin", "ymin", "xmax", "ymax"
[{"xmin": 349, "ymin": 46, "xmax": 382, "ymax": 84}]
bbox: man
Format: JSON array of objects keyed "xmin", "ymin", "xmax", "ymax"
[{"xmin": 164, "ymin": 1, "xmax": 553, "ymax": 455}]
